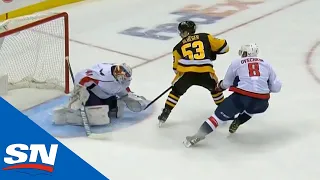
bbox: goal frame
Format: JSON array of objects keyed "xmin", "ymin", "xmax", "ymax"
[{"xmin": 0, "ymin": 12, "xmax": 70, "ymax": 94}]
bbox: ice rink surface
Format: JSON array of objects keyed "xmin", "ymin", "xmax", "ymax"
[{"xmin": 4, "ymin": 0, "xmax": 320, "ymax": 179}]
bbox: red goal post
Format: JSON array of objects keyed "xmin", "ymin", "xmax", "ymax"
[{"xmin": 0, "ymin": 12, "xmax": 70, "ymax": 94}]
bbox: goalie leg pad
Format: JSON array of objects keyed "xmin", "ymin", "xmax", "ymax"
[
  {"xmin": 85, "ymin": 105, "xmax": 110, "ymax": 125},
  {"xmin": 52, "ymin": 107, "xmax": 83, "ymax": 126},
  {"xmin": 108, "ymin": 100, "xmax": 125, "ymax": 118},
  {"xmin": 52, "ymin": 105, "xmax": 110, "ymax": 126},
  {"xmin": 117, "ymin": 100, "xmax": 125, "ymax": 118}
]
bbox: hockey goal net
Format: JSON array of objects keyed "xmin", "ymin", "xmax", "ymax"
[{"xmin": 0, "ymin": 12, "xmax": 69, "ymax": 94}]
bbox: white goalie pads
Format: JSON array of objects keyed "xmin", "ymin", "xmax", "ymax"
[
  {"xmin": 52, "ymin": 88, "xmax": 147, "ymax": 125},
  {"xmin": 52, "ymin": 99, "xmax": 126, "ymax": 126},
  {"xmin": 68, "ymin": 84, "xmax": 90, "ymax": 110},
  {"xmin": 120, "ymin": 92, "xmax": 148, "ymax": 112},
  {"xmin": 108, "ymin": 100, "xmax": 125, "ymax": 118},
  {"xmin": 53, "ymin": 105, "xmax": 110, "ymax": 126}
]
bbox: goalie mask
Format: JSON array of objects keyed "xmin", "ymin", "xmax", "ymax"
[{"xmin": 113, "ymin": 63, "xmax": 132, "ymax": 83}]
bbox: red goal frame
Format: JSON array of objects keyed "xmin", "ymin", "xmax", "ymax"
[{"xmin": 0, "ymin": 12, "xmax": 70, "ymax": 94}]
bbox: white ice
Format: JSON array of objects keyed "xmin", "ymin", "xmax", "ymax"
[{"xmin": 3, "ymin": 0, "xmax": 320, "ymax": 179}]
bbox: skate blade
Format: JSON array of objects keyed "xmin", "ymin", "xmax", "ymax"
[
  {"xmin": 229, "ymin": 126, "xmax": 238, "ymax": 134},
  {"xmin": 229, "ymin": 130, "xmax": 236, "ymax": 134},
  {"xmin": 158, "ymin": 121, "xmax": 165, "ymax": 128},
  {"xmin": 88, "ymin": 133, "xmax": 108, "ymax": 140},
  {"xmin": 183, "ymin": 140, "xmax": 193, "ymax": 148}
]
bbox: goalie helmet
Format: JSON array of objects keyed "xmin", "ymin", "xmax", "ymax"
[
  {"xmin": 113, "ymin": 63, "xmax": 132, "ymax": 83},
  {"xmin": 178, "ymin": 21, "xmax": 196, "ymax": 38},
  {"xmin": 239, "ymin": 43, "xmax": 259, "ymax": 57}
]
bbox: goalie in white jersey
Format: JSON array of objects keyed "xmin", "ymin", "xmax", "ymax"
[
  {"xmin": 53, "ymin": 63, "xmax": 148, "ymax": 126},
  {"xmin": 184, "ymin": 43, "xmax": 282, "ymax": 147}
]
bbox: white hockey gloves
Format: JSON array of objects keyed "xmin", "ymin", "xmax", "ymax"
[{"xmin": 119, "ymin": 92, "xmax": 148, "ymax": 112}]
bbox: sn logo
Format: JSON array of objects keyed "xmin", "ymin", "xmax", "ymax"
[{"xmin": 3, "ymin": 144, "xmax": 58, "ymax": 173}]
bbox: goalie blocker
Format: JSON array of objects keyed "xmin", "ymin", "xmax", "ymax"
[{"xmin": 53, "ymin": 63, "xmax": 148, "ymax": 126}]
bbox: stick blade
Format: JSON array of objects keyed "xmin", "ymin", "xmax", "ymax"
[{"xmin": 88, "ymin": 133, "xmax": 108, "ymax": 140}]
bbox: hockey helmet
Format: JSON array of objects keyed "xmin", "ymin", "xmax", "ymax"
[
  {"xmin": 178, "ymin": 21, "xmax": 196, "ymax": 37},
  {"xmin": 239, "ymin": 43, "xmax": 259, "ymax": 57}
]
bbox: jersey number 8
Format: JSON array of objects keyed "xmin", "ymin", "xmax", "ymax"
[
  {"xmin": 248, "ymin": 62, "xmax": 261, "ymax": 77},
  {"xmin": 181, "ymin": 40, "xmax": 205, "ymax": 60}
]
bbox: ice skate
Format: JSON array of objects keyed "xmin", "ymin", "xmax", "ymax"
[
  {"xmin": 158, "ymin": 108, "xmax": 171, "ymax": 127},
  {"xmin": 229, "ymin": 118, "xmax": 240, "ymax": 133},
  {"xmin": 183, "ymin": 134, "xmax": 205, "ymax": 148}
]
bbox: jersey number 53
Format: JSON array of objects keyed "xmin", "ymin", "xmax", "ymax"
[{"xmin": 181, "ymin": 40, "xmax": 205, "ymax": 60}]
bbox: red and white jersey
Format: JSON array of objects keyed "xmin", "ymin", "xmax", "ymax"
[
  {"xmin": 74, "ymin": 63, "xmax": 130, "ymax": 99},
  {"xmin": 222, "ymin": 57, "xmax": 282, "ymax": 99}
]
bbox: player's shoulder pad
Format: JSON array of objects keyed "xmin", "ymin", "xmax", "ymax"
[
  {"xmin": 200, "ymin": 32, "xmax": 212, "ymax": 36},
  {"xmin": 173, "ymin": 41, "xmax": 182, "ymax": 51},
  {"xmin": 259, "ymin": 58, "xmax": 271, "ymax": 66},
  {"xmin": 194, "ymin": 32, "xmax": 210, "ymax": 38},
  {"xmin": 232, "ymin": 57, "xmax": 243, "ymax": 65}
]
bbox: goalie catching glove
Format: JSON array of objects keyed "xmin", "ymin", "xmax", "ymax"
[{"xmin": 119, "ymin": 92, "xmax": 148, "ymax": 112}]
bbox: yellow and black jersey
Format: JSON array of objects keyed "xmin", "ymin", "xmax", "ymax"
[{"xmin": 172, "ymin": 33, "xmax": 229, "ymax": 74}]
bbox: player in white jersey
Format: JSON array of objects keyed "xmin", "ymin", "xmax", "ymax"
[
  {"xmin": 53, "ymin": 63, "xmax": 148, "ymax": 126},
  {"xmin": 183, "ymin": 43, "xmax": 282, "ymax": 147}
]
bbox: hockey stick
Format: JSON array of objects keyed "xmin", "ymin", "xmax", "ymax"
[
  {"xmin": 66, "ymin": 58, "xmax": 107, "ymax": 140},
  {"xmin": 144, "ymin": 86, "xmax": 172, "ymax": 110}
]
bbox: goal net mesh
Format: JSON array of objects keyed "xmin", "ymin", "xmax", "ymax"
[{"xmin": 0, "ymin": 13, "xmax": 68, "ymax": 93}]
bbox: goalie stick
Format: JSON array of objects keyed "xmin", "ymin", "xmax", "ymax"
[{"xmin": 66, "ymin": 57, "xmax": 107, "ymax": 140}]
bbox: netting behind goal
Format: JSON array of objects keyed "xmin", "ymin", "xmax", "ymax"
[{"xmin": 0, "ymin": 12, "xmax": 69, "ymax": 93}]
